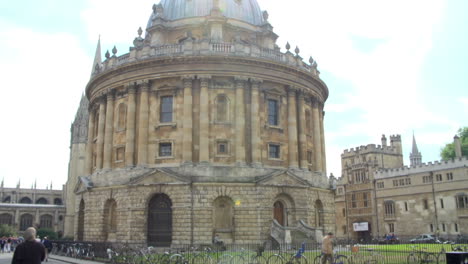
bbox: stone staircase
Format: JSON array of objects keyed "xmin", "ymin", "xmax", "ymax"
[{"xmin": 270, "ymin": 219, "xmax": 323, "ymax": 249}]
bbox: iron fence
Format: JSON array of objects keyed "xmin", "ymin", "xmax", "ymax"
[{"xmin": 49, "ymin": 240, "xmax": 467, "ymax": 264}]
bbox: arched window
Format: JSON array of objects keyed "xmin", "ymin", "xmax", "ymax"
[
  {"xmin": 273, "ymin": 201, "xmax": 285, "ymax": 226},
  {"xmin": 117, "ymin": 103, "xmax": 127, "ymax": 130},
  {"xmin": 54, "ymin": 198, "xmax": 62, "ymax": 205},
  {"xmin": 40, "ymin": 215, "xmax": 53, "ymax": 229},
  {"xmin": 305, "ymin": 109, "xmax": 312, "ymax": 133},
  {"xmin": 148, "ymin": 193, "xmax": 172, "ymax": 246},
  {"xmin": 215, "ymin": 94, "xmax": 229, "ymax": 122},
  {"xmin": 20, "ymin": 214, "xmax": 33, "ymax": 231},
  {"xmin": 0, "ymin": 214, "xmax": 12, "ymax": 225},
  {"xmin": 213, "ymin": 196, "xmax": 234, "ymax": 231},
  {"xmin": 36, "ymin": 198, "xmax": 48, "ymax": 204},
  {"xmin": 19, "ymin": 197, "xmax": 32, "ymax": 204},
  {"xmin": 2, "ymin": 196, "xmax": 10, "ymax": 203},
  {"xmin": 315, "ymin": 200, "xmax": 324, "ymax": 227},
  {"xmin": 103, "ymin": 199, "xmax": 118, "ymax": 240}
]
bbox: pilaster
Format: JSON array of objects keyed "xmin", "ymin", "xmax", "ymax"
[
  {"xmin": 96, "ymin": 96, "xmax": 107, "ymax": 170},
  {"xmin": 137, "ymin": 80, "xmax": 150, "ymax": 166},
  {"xmin": 125, "ymin": 83, "xmax": 137, "ymax": 167},
  {"xmin": 103, "ymin": 90, "xmax": 115, "ymax": 169},
  {"xmin": 297, "ymin": 90, "xmax": 308, "ymax": 169},
  {"xmin": 312, "ymin": 97, "xmax": 323, "ymax": 172},
  {"xmin": 199, "ymin": 75, "xmax": 211, "ymax": 163},
  {"xmin": 234, "ymin": 76, "xmax": 248, "ymax": 165},
  {"xmin": 250, "ymin": 78, "xmax": 262, "ymax": 166},
  {"xmin": 182, "ymin": 75, "xmax": 195, "ymax": 164},
  {"xmin": 287, "ymin": 87, "xmax": 299, "ymax": 168}
]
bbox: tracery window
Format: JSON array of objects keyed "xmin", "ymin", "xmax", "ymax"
[
  {"xmin": 19, "ymin": 197, "xmax": 32, "ymax": 204},
  {"xmin": 36, "ymin": 198, "xmax": 48, "ymax": 204},
  {"xmin": 20, "ymin": 214, "xmax": 33, "ymax": 231},
  {"xmin": 384, "ymin": 201, "xmax": 395, "ymax": 217},
  {"xmin": 215, "ymin": 94, "xmax": 229, "ymax": 122},
  {"xmin": 40, "ymin": 215, "xmax": 53, "ymax": 229}
]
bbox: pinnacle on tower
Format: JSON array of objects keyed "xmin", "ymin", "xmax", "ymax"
[
  {"xmin": 91, "ymin": 36, "xmax": 102, "ymax": 77},
  {"xmin": 410, "ymin": 133, "xmax": 422, "ymax": 166}
]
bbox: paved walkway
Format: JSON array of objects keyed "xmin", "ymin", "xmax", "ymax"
[{"xmin": 49, "ymin": 254, "xmax": 105, "ymax": 264}]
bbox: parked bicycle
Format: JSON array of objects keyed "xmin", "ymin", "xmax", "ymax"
[
  {"xmin": 268, "ymin": 243, "xmax": 308, "ymax": 264},
  {"xmin": 407, "ymin": 246, "xmax": 438, "ymax": 264}
]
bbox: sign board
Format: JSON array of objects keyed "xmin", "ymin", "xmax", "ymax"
[{"xmin": 353, "ymin": 222, "xmax": 369, "ymax": 231}]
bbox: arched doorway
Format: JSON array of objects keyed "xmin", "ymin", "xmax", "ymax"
[
  {"xmin": 77, "ymin": 199, "xmax": 85, "ymax": 241},
  {"xmin": 147, "ymin": 193, "xmax": 172, "ymax": 246},
  {"xmin": 315, "ymin": 200, "xmax": 324, "ymax": 227},
  {"xmin": 273, "ymin": 201, "xmax": 285, "ymax": 226}
]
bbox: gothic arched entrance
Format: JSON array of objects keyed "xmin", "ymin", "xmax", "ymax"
[
  {"xmin": 273, "ymin": 201, "xmax": 285, "ymax": 226},
  {"xmin": 147, "ymin": 193, "xmax": 172, "ymax": 246}
]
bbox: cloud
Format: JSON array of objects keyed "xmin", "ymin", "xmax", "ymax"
[{"xmin": 0, "ymin": 20, "xmax": 91, "ymax": 188}]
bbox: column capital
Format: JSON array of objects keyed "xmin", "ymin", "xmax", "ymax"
[
  {"xmin": 106, "ymin": 89, "xmax": 116, "ymax": 101},
  {"xmin": 250, "ymin": 78, "xmax": 263, "ymax": 85},
  {"xmin": 137, "ymin": 79, "xmax": 151, "ymax": 91},
  {"xmin": 198, "ymin": 75, "xmax": 211, "ymax": 87},
  {"xmin": 181, "ymin": 75, "xmax": 196, "ymax": 81},
  {"xmin": 286, "ymin": 86, "xmax": 298, "ymax": 96},
  {"xmin": 198, "ymin": 74, "xmax": 212, "ymax": 80},
  {"xmin": 125, "ymin": 83, "xmax": 137, "ymax": 94}
]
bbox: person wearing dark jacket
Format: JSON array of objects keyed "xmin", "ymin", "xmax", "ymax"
[{"xmin": 11, "ymin": 227, "xmax": 45, "ymax": 264}]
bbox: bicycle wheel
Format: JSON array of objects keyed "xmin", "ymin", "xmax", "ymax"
[
  {"xmin": 251, "ymin": 255, "xmax": 267, "ymax": 264},
  {"xmin": 170, "ymin": 254, "xmax": 186, "ymax": 264},
  {"xmin": 267, "ymin": 254, "xmax": 285, "ymax": 264},
  {"xmin": 313, "ymin": 255, "xmax": 322, "ymax": 264},
  {"xmin": 192, "ymin": 254, "xmax": 206, "ymax": 264},
  {"xmin": 436, "ymin": 252, "xmax": 446, "ymax": 264},
  {"xmin": 230, "ymin": 255, "xmax": 246, "ymax": 264},
  {"xmin": 218, "ymin": 254, "xmax": 233, "ymax": 264},
  {"xmin": 334, "ymin": 255, "xmax": 348, "ymax": 264},
  {"xmin": 290, "ymin": 255, "xmax": 308, "ymax": 264},
  {"xmin": 407, "ymin": 254, "xmax": 418, "ymax": 264}
]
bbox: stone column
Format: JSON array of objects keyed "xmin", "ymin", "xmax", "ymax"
[
  {"xmin": 297, "ymin": 91, "xmax": 308, "ymax": 169},
  {"xmin": 199, "ymin": 75, "xmax": 211, "ymax": 163},
  {"xmin": 250, "ymin": 78, "xmax": 262, "ymax": 166},
  {"xmin": 85, "ymin": 107, "xmax": 95, "ymax": 174},
  {"xmin": 182, "ymin": 76, "xmax": 194, "ymax": 164},
  {"xmin": 235, "ymin": 76, "xmax": 248, "ymax": 165},
  {"xmin": 96, "ymin": 97, "xmax": 106, "ymax": 170},
  {"xmin": 137, "ymin": 80, "xmax": 150, "ymax": 165},
  {"xmin": 287, "ymin": 88, "xmax": 299, "ymax": 168},
  {"xmin": 320, "ymin": 104, "xmax": 327, "ymax": 172},
  {"xmin": 125, "ymin": 84, "xmax": 137, "ymax": 167},
  {"xmin": 312, "ymin": 97, "xmax": 323, "ymax": 172},
  {"xmin": 103, "ymin": 90, "xmax": 115, "ymax": 169}
]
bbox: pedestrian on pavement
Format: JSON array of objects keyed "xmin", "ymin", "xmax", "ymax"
[
  {"xmin": 321, "ymin": 232, "xmax": 334, "ymax": 264},
  {"xmin": 11, "ymin": 227, "xmax": 46, "ymax": 264},
  {"xmin": 42, "ymin": 236, "xmax": 52, "ymax": 262},
  {"xmin": 5, "ymin": 237, "xmax": 11, "ymax": 253}
]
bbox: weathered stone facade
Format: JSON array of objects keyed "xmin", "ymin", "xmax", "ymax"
[
  {"xmin": 335, "ymin": 135, "xmax": 468, "ymax": 241},
  {"xmin": 0, "ymin": 185, "xmax": 65, "ymax": 235},
  {"xmin": 66, "ymin": 0, "xmax": 334, "ymax": 246}
]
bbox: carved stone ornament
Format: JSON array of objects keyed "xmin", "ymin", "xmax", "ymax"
[
  {"xmin": 105, "ymin": 50, "xmax": 110, "ymax": 59},
  {"xmin": 286, "ymin": 42, "xmax": 291, "ymax": 51},
  {"xmin": 112, "ymin": 46, "xmax": 117, "ymax": 56},
  {"xmin": 262, "ymin": 10, "xmax": 269, "ymax": 21},
  {"xmin": 295, "ymin": 46, "xmax": 300, "ymax": 56}
]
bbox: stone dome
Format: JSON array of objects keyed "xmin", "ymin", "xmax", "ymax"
[{"xmin": 147, "ymin": 0, "xmax": 266, "ymax": 28}]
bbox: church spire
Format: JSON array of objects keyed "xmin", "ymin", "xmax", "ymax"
[
  {"xmin": 410, "ymin": 133, "xmax": 422, "ymax": 166},
  {"xmin": 91, "ymin": 36, "xmax": 102, "ymax": 77}
]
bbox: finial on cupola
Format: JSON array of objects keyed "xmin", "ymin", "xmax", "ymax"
[
  {"xmin": 286, "ymin": 42, "xmax": 291, "ymax": 52},
  {"xmin": 112, "ymin": 46, "xmax": 118, "ymax": 57},
  {"xmin": 295, "ymin": 46, "xmax": 300, "ymax": 56}
]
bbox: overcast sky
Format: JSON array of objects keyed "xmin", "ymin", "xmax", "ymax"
[{"xmin": 0, "ymin": 0, "xmax": 466, "ymax": 189}]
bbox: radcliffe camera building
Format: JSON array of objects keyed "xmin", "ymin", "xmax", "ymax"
[
  {"xmin": 65, "ymin": 0, "xmax": 334, "ymax": 246},
  {"xmin": 335, "ymin": 134, "xmax": 468, "ymax": 241}
]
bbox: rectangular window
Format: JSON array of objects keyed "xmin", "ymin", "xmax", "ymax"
[
  {"xmin": 351, "ymin": 194, "xmax": 357, "ymax": 208},
  {"xmin": 343, "ymin": 225, "xmax": 347, "ymax": 235},
  {"xmin": 423, "ymin": 175, "xmax": 433, "ymax": 183},
  {"xmin": 342, "ymin": 208, "xmax": 346, "ymax": 217},
  {"xmin": 399, "ymin": 179, "xmax": 405, "ymax": 186},
  {"xmin": 440, "ymin": 198, "xmax": 444, "ymax": 209},
  {"xmin": 457, "ymin": 196, "xmax": 468, "ymax": 209},
  {"xmin": 267, "ymin": 99, "xmax": 279, "ymax": 126},
  {"xmin": 436, "ymin": 174, "xmax": 442, "ymax": 181},
  {"xmin": 430, "ymin": 224, "xmax": 434, "ymax": 232},
  {"xmin": 405, "ymin": 202, "xmax": 408, "ymax": 211},
  {"xmin": 307, "ymin": 151, "xmax": 312, "ymax": 164},
  {"xmin": 389, "ymin": 223, "xmax": 395, "ymax": 233},
  {"xmin": 384, "ymin": 201, "xmax": 395, "ymax": 217},
  {"xmin": 116, "ymin": 147, "xmax": 125, "ymax": 162},
  {"xmin": 455, "ymin": 223, "xmax": 459, "ymax": 232},
  {"xmin": 160, "ymin": 96, "xmax": 173, "ymax": 123},
  {"xmin": 159, "ymin": 142, "xmax": 172, "ymax": 157},
  {"xmin": 405, "ymin": 178, "xmax": 411, "ymax": 185},
  {"xmin": 268, "ymin": 144, "xmax": 280, "ymax": 159},
  {"xmin": 217, "ymin": 141, "xmax": 228, "ymax": 155},
  {"xmin": 442, "ymin": 223, "xmax": 446, "ymax": 232},
  {"xmin": 377, "ymin": 182, "xmax": 384, "ymax": 188},
  {"xmin": 447, "ymin": 172, "xmax": 453, "ymax": 180},
  {"xmin": 423, "ymin": 199, "xmax": 429, "ymax": 210},
  {"xmin": 393, "ymin": 180, "xmax": 399, "ymax": 187}
]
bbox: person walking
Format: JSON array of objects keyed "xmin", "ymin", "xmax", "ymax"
[
  {"xmin": 42, "ymin": 236, "xmax": 52, "ymax": 262},
  {"xmin": 11, "ymin": 227, "xmax": 46, "ymax": 264},
  {"xmin": 321, "ymin": 232, "xmax": 334, "ymax": 264}
]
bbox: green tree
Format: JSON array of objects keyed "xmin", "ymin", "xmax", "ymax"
[
  {"xmin": 440, "ymin": 127, "xmax": 468, "ymax": 160},
  {"xmin": 37, "ymin": 228, "xmax": 58, "ymax": 240},
  {"xmin": 0, "ymin": 224, "xmax": 17, "ymax": 237}
]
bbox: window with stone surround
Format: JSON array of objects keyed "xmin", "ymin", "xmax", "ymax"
[
  {"xmin": 447, "ymin": 172, "xmax": 453, "ymax": 180},
  {"xmin": 268, "ymin": 99, "xmax": 279, "ymax": 126},
  {"xmin": 40, "ymin": 214, "xmax": 53, "ymax": 229},
  {"xmin": 36, "ymin": 198, "xmax": 48, "ymax": 204},
  {"xmin": 384, "ymin": 201, "xmax": 395, "ymax": 218},
  {"xmin": 388, "ymin": 223, "xmax": 395, "ymax": 233},
  {"xmin": 351, "ymin": 194, "xmax": 357, "ymax": 208},
  {"xmin": 377, "ymin": 181, "xmax": 384, "ymax": 188},
  {"xmin": 213, "ymin": 196, "xmax": 234, "ymax": 231},
  {"xmin": 404, "ymin": 202, "xmax": 408, "ymax": 211},
  {"xmin": 363, "ymin": 192, "xmax": 369, "ymax": 208},
  {"xmin": 216, "ymin": 140, "xmax": 229, "ymax": 156},
  {"xmin": 160, "ymin": 96, "xmax": 173, "ymax": 123},
  {"xmin": 158, "ymin": 142, "xmax": 173, "ymax": 157},
  {"xmin": 440, "ymin": 198, "xmax": 444, "ymax": 209},
  {"xmin": 436, "ymin": 174, "xmax": 442, "ymax": 181},
  {"xmin": 215, "ymin": 94, "xmax": 230, "ymax": 123},
  {"xmin": 19, "ymin": 197, "xmax": 32, "ymax": 204},
  {"xmin": 0, "ymin": 214, "xmax": 12, "ymax": 225},
  {"xmin": 423, "ymin": 199, "xmax": 429, "ymax": 210},
  {"xmin": 456, "ymin": 194, "xmax": 468, "ymax": 209},
  {"xmin": 455, "ymin": 223, "xmax": 459, "ymax": 232},
  {"xmin": 423, "ymin": 175, "xmax": 433, "ymax": 183},
  {"xmin": 268, "ymin": 144, "xmax": 280, "ymax": 159},
  {"xmin": 20, "ymin": 214, "xmax": 33, "ymax": 231}
]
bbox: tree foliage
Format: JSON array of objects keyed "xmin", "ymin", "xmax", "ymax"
[
  {"xmin": 440, "ymin": 127, "xmax": 468, "ymax": 160},
  {"xmin": 37, "ymin": 228, "xmax": 58, "ymax": 240},
  {"xmin": 0, "ymin": 224, "xmax": 17, "ymax": 237}
]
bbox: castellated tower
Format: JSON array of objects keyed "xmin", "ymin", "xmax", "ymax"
[{"xmin": 65, "ymin": 0, "xmax": 334, "ymax": 246}]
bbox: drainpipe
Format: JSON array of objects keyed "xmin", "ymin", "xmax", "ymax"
[
  {"xmin": 373, "ymin": 179, "xmax": 380, "ymax": 239},
  {"xmin": 430, "ymin": 171, "xmax": 439, "ymax": 239}
]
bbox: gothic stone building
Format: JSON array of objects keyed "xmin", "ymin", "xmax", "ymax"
[
  {"xmin": 65, "ymin": 0, "xmax": 335, "ymax": 246},
  {"xmin": 335, "ymin": 135, "xmax": 468, "ymax": 241},
  {"xmin": 0, "ymin": 184, "xmax": 65, "ymax": 235}
]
